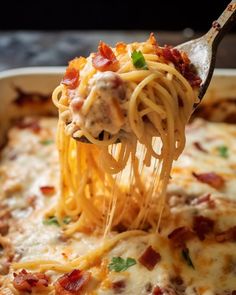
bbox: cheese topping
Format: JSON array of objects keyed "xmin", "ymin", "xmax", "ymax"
[{"xmin": 0, "ymin": 117, "xmax": 236, "ymax": 294}]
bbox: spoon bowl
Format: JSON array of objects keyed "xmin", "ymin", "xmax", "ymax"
[{"xmin": 176, "ymin": 1, "xmax": 236, "ymax": 100}]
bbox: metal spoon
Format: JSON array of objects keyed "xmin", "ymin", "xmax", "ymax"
[
  {"xmin": 176, "ymin": 0, "xmax": 236, "ymax": 100},
  {"xmin": 73, "ymin": 1, "xmax": 236, "ymax": 143}
]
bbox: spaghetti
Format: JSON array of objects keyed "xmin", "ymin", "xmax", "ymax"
[{"xmin": 51, "ymin": 34, "xmax": 200, "ymax": 236}]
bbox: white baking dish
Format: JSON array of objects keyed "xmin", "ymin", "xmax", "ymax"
[{"xmin": 0, "ymin": 67, "xmax": 236, "ymax": 147}]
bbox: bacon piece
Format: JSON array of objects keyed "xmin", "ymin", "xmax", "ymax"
[
  {"xmin": 215, "ymin": 226, "xmax": 236, "ymax": 243},
  {"xmin": 193, "ymin": 142, "xmax": 207, "ymax": 153},
  {"xmin": 62, "ymin": 67, "xmax": 80, "ymax": 89},
  {"xmin": 0, "ymin": 207, "xmax": 11, "ymax": 236},
  {"xmin": 40, "ymin": 186, "xmax": 55, "ymax": 196},
  {"xmin": 193, "ymin": 215, "xmax": 215, "ymax": 240},
  {"xmin": 153, "ymin": 286, "xmax": 178, "ymax": 295},
  {"xmin": 92, "ymin": 41, "xmax": 119, "ymax": 72},
  {"xmin": 192, "ymin": 172, "xmax": 225, "ymax": 189},
  {"xmin": 54, "ymin": 269, "xmax": 91, "ymax": 295},
  {"xmin": 115, "ymin": 42, "xmax": 127, "ymax": 54},
  {"xmin": 156, "ymin": 45, "xmax": 201, "ymax": 87},
  {"xmin": 13, "ymin": 269, "xmax": 49, "ymax": 293},
  {"xmin": 0, "ymin": 220, "xmax": 9, "ymax": 236},
  {"xmin": 112, "ymin": 280, "xmax": 126, "ymax": 293},
  {"xmin": 153, "ymin": 286, "xmax": 163, "ymax": 295},
  {"xmin": 168, "ymin": 226, "xmax": 194, "ymax": 248},
  {"xmin": 138, "ymin": 246, "xmax": 161, "ymax": 270}
]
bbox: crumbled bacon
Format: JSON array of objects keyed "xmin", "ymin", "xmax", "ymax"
[
  {"xmin": 92, "ymin": 41, "xmax": 119, "ymax": 72},
  {"xmin": 62, "ymin": 67, "xmax": 80, "ymax": 89},
  {"xmin": 215, "ymin": 226, "xmax": 236, "ymax": 243},
  {"xmin": 54, "ymin": 269, "xmax": 91, "ymax": 295},
  {"xmin": 193, "ymin": 142, "xmax": 207, "ymax": 153},
  {"xmin": 40, "ymin": 186, "xmax": 55, "ymax": 196},
  {"xmin": 168, "ymin": 226, "xmax": 194, "ymax": 247},
  {"xmin": 192, "ymin": 172, "xmax": 225, "ymax": 189},
  {"xmin": 13, "ymin": 269, "xmax": 49, "ymax": 293},
  {"xmin": 115, "ymin": 42, "xmax": 127, "ymax": 54},
  {"xmin": 153, "ymin": 286, "xmax": 163, "ymax": 295},
  {"xmin": 0, "ymin": 220, "xmax": 9, "ymax": 236},
  {"xmin": 112, "ymin": 280, "xmax": 126, "ymax": 294},
  {"xmin": 156, "ymin": 45, "xmax": 201, "ymax": 87},
  {"xmin": 193, "ymin": 215, "xmax": 215, "ymax": 240},
  {"xmin": 0, "ymin": 207, "xmax": 11, "ymax": 236},
  {"xmin": 138, "ymin": 246, "xmax": 161, "ymax": 270}
]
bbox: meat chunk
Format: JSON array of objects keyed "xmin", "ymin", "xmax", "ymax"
[
  {"xmin": 13, "ymin": 269, "xmax": 49, "ymax": 293},
  {"xmin": 168, "ymin": 227, "xmax": 194, "ymax": 248},
  {"xmin": 138, "ymin": 246, "xmax": 161, "ymax": 270},
  {"xmin": 54, "ymin": 269, "xmax": 91, "ymax": 295},
  {"xmin": 192, "ymin": 172, "xmax": 225, "ymax": 189},
  {"xmin": 193, "ymin": 215, "xmax": 215, "ymax": 241}
]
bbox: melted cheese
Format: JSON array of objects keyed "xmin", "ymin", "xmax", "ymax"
[{"xmin": 1, "ymin": 117, "xmax": 236, "ymax": 294}]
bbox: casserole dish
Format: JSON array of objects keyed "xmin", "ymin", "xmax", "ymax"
[{"xmin": 0, "ymin": 67, "xmax": 236, "ymax": 295}]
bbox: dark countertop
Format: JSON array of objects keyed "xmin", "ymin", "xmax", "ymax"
[{"xmin": 0, "ymin": 31, "xmax": 235, "ymax": 71}]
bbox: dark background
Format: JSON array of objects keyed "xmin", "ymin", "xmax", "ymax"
[
  {"xmin": 0, "ymin": 0, "xmax": 235, "ymax": 71},
  {"xmin": 1, "ymin": 0, "xmax": 234, "ymax": 31}
]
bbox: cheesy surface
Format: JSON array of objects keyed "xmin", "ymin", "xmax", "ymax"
[{"xmin": 0, "ymin": 117, "xmax": 236, "ymax": 294}]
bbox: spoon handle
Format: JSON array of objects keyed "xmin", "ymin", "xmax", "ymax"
[{"xmin": 206, "ymin": 1, "xmax": 236, "ymax": 48}]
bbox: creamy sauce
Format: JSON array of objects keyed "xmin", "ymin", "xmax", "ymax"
[{"xmin": 70, "ymin": 71, "xmax": 130, "ymax": 138}]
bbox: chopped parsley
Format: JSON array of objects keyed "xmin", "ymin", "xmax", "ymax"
[
  {"xmin": 217, "ymin": 145, "xmax": 228, "ymax": 158},
  {"xmin": 43, "ymin": 216, "xmax": 72, "ymax": 226},
  {"xmin": 131, "ymin": 50, "xmax": 148, "ymax": 70},
  {"xmin": 40, "ymin": 139, "xmax": 53, "ymax": 145},
  {"xmin": 43, "ymin": 216, "xmax": 59, "ymax": 226},
  {"xmin": 182, "ymin": 248, "xmax": 194, "ymax": 269},
  {"xmin": 108, "ymin": 257, "xmax": 136, "ymax": 272}
]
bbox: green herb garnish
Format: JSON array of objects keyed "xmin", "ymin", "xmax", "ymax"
[
  {"xmin": 182, "ymin": 248, "xmax": 194, "ymax": 269},
  {"xmin": 40, "ymin": 139, "xmax": 53, "ymax": 145},
  {"xmin": 63, "ymin": 216, "xmax": 72, "ymax": 224},
  {"xmin": 131, "ymin": 50, "xmax": 148, "ymax": 70},
  {"xmin": 108, "ymin": 257, "xmax": 136, "ymax": 272},
  {"xmin": 217, "ymin": 145, "xmax": 228, "ymax": 158},
  {"xmin": 43, "ymin": 216, "xmax": 59, "ymax": 226}
]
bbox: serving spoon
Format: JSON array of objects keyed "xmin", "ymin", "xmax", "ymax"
[
  {"xmin": 73, "ymin": 1, "xmax": 236, "ymax": 143},
  {"xmin": 176, "ymin": 0, "xmax": 236, "ymax": 100}
]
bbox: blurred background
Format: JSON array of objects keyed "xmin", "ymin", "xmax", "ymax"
[{"xmin": 0, "ymin": 0, "xmax": 235, "ymax": 70}]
